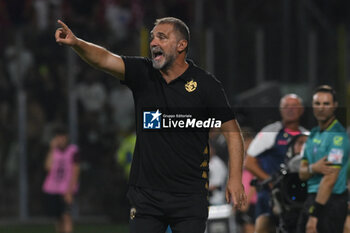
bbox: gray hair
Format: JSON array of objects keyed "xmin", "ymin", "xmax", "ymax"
[
  {"xmin": 280, "ymin": 93, "xmax": 303, "ymax": 107},
  {"xmin": 154, "ymin": 17, "xmax": 190, "ymax": 52}
]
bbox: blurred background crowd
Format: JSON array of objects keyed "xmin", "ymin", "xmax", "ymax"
[{"xmin": 0, "ymin": 0, "xmax": 349, "ymax": 226}]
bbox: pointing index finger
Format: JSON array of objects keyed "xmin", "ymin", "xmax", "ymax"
[{"xmin": 57, "ymin": 20, "xmax": 69, "ymax": 31}]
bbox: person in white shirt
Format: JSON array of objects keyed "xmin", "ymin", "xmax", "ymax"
[{"xmin": 209, "ymin": 142, "xmax": 228, "ymax": 205}]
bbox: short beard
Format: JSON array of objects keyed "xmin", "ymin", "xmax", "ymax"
[{"xmin": 152, "ymin": 53, "xmax": 176, "ymax": 71}]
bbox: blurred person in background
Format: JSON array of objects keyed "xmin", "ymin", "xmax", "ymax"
[
  {"xmin": 76, "ymin": 69, "xmax": 107, "ymax": 124},
  {"xmin": 116, "ymin": 130, "xmax": 136, "ymax": 180},
  {"xmin": 42, "ymin": 126, "xmax": 80, "ymax": 233},
  {"xmin": 236, "ymin": 128, "xmax": 256, "ymax": 233},
  {"xmin": 76, "ymin": 70, "xmax": 108, "ymax": 149},
  {"xmin": 298, "ymin": 85, "xmax": 349, "ymax": 233},
  {"xmin": 292, "ymin": 134, "xmax": 308, "ymax": 155},
  {"xmin": 343, "ymin": 158, "xmax": 350, "ymax": 233},
  {"xmin": 284, "ymin": 133, "xmax": 309, "ymax": 173},
  {"xmin": 344, "ymin": 127, "xmax": 350, "ymax": 233},
  {"xmin": 208, "ymin": 140, "xmax": 227, "ymax": 205},
  {"xmin": 0, "ymin": 61, "xmax": 13, "ymax": 179},
  {"xmin": 54, "ymin": 16, "xmax": 246, "ymax": 233},
  {"xmin": 245, "ymin": 94, "xmax": 306, "ymax": 233},
  {"xmin": 108, "ymin": 83, "xmax": 134, "ymax": 134}
]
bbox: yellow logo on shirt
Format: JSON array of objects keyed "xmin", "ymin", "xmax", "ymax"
[
  {"xmin": 203, "ymin": 146, "xmax": 208, "ymax": 154},
  {"xmin": 130, "ymin": 207, "xmax": 136, "ymax": 220},
  {"xmin": 333, "ymin": 136, "xmax": 343, "ymax": 146},
  {"xmin": 313, "ymin": 138, "xmax": 321, "ymax": 144},
  {"xmin": 200, "ymin": 160, "xmax": 208, "ymax": 168},
  {"xmin": 185, "ymin": 80, "xmax": 197, "ymax": 92},
  {"xmin": 202, "ymin": 171, "xmax": 208, "ymax": 179}
]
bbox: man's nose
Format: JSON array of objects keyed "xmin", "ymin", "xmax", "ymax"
[
  {"xmin": 150, "ymin": 38, "xmax": 158, "ymax": 47},
  {"xmin": 318, "ymin": 105, "xmax": 325, "ymax": 110}
]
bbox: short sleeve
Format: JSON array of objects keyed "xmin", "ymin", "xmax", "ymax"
[
  {"xmin": 326, "ymin": 133, "xmax": 348, "ymax": 167},
  {"xmin": 121, "ymin": 56, "xmax": 151, "ymax": 92},
  {"xmin": 203, "ymin": 76, "xmax": 235, "ymax": 123},
  {"xmin": 69, "ymin": 145, "xmax": 80, "ymax": 163},
  {"xmin": 247, "ymin": 131, "xmax": 277, "ymax": 157}
]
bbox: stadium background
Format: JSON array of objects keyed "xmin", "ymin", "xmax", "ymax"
[{"xmin": 0, "ymin": 0, "xmax": 349, "ymax": 232}]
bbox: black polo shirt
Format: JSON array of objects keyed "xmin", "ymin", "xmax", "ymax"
[{"xmin": 121, "ymin": 56, "xmax": 235, "ymax": 193}]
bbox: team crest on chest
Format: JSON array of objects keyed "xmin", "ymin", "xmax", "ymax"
[
  {"xmin": 333, "ymin": 136, "xmax": 343, "ymax": 146},
  {"xmin": 185, "ymin": 80, "xmax": 197, "ymax": 92},
  {"xmin": 130, "ymin": 207, "xmax": 136, "ymax": 220}
]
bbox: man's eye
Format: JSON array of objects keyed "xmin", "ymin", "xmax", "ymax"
[{"xmin": 158, "ymin": 34, "xmax": 167, "ymax": 40}]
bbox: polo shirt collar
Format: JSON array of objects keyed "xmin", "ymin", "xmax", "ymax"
[
  {"xmin": 326, "ymin": 119, "xmax": 338, "ymax": 131},
  {"xmin": 179, "ymin": 59, "xmax": 195, "ymax": 81},
  {"xmin": 317, "ymin": 118, "xmax": 338, "ymax": 133},
  {"xmin": 157, "ymin": 59, "xmax": 195, "ymax": 83}
]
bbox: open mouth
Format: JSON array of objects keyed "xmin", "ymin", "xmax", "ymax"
[{"xmin": 152, "ymin": 48, "xmax": 164, "ymax": 61}]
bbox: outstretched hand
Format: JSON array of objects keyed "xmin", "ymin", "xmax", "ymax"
[
  {"xmin": 55, "ymin": 20, "xmax": 78, "ymax": 46},
  {"xmin": 225, "ymin": 180, "xmax": 247, "ymax": 210}
]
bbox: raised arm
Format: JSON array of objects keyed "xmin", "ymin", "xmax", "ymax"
[
  {"xmin": 55, "ymin": 20, "xmax": 125, "ymax": 79},
  {"xmin": 221, "ymin": 119, "xmax": 247, "ymax": 210},
  {"xmin": 45, "ymin": 137, "xmax": 58, "ymax": 172}
]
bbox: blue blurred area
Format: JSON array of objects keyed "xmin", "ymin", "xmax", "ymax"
[{"xmin": 166, "ymin": 225, "xmax": 172, "ymax": 233}]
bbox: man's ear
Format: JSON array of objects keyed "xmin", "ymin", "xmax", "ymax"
[{"xmin": 177, "ymin": 40, "xmax": 188, "ymax": 53}]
